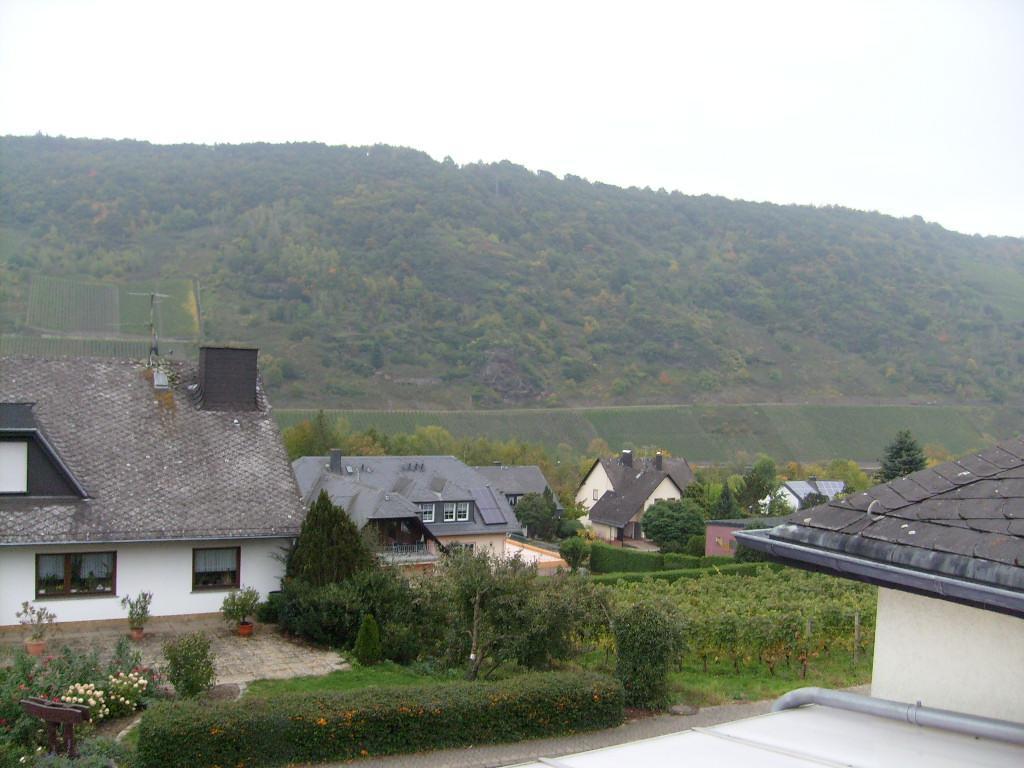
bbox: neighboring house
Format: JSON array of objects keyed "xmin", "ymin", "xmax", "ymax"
[
  {"xmin": 738, "ymin": 438, "xmax": 1024, "ymax": 723},
  {"xmin": 472, "ymin": 464, "xmax": 563, "ymax": 515},
  {"xmin": 576, "ymin": 450, "xmax": 693, "ymax": 543},
  {"xmin": 292, "ymin": 454, "xmax": 522, "ymax": 558},
  {"xmin": 0, "ymin": 348, "xmax": 304, "ymax": 627},
  {"xmin": 505, "ymin": 537, "xmax": 567, "ymax": 574},
  {"xmin": 766, "ymin": 478, "xmax": 847, "ymax": 511},
  {"xmin": 705, "ymin": 516, "xmax": 789, "ymax": 557}
]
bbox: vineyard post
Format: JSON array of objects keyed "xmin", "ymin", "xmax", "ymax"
[{"xmin": 853, "ymin": 611, "xmax": 861, "ymax": 664}]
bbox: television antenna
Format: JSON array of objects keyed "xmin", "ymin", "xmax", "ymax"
[{"xmin": 127, "ymin": 291, "xmax": 170, "ymax": 364}]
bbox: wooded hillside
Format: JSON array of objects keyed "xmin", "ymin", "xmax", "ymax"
[{"xmin": 2, "ymin": 135, "xmax": 1022, "ymax": 408}]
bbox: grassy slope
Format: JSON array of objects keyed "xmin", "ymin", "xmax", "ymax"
[{"xmin": 275, "ymin": 403, "xmax": 1020, "ymax": 462}]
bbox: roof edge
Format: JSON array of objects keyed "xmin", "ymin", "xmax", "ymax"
[{"xmin": 735, "ymin": 528, "xmax": 1024, "ymax": 619}]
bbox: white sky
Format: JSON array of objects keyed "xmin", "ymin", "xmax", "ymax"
[{"xmin": 1, "ymin": 0, "xmax": 1021, "ymax": 238}]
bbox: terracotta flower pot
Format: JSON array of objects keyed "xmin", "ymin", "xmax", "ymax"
[
  {"xmin": 130, "ymin": 627, "xmax": 145, "ymax": 641},
  {"xmin": 237, "ymin": 621, "xmax": 254, "ymax": 637},
  {"xmin": 25, "ymin": 639, "xmax": 46, "ymax": 657}
]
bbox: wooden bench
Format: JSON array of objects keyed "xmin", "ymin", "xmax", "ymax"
[{"xmin": 19, "ymin": 697, "xmax": 91, "ymax": 758}]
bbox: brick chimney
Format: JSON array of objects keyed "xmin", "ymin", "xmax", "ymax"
[
  {"xmin": 197, "ymin": 346, "xmax": 258, "ymax": 411},
  {"xmin": 621, "ymin": 449, "xmax": 633, "ymax": 468}
]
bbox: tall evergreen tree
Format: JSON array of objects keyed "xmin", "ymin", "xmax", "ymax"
[
  {"xmin": 878, "ymin": 429, "xmax": 927, "ymax": 482},
  {"xmin": 712, "ymin": 481, "xmax": 741, "ymax": 519},
  {"xmin": 287, "ymin": 490, "xmax": 374, "ymax": 586}
]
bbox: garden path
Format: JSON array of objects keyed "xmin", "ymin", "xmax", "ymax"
[{"xmin": 0, "ymin": 616, "xmax": 346, "ymax": 685}]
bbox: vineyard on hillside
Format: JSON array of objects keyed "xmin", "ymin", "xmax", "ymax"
[
  {"xmin": 26, "ymin": 275, "xmax": 119, "ymax": 333},
  {"xmin": 0, "ymin": 334, "xmax": 197, "ymax": 360}
]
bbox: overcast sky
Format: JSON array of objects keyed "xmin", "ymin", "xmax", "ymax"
[{"xmin": 1, "ymin": 0, "xmax": 1021, "ymax": 237}]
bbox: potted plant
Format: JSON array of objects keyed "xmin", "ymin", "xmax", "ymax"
[
  {"xmin": 16, "ymin": 601, "xmax": 56, "ymax": 656},
  {"xmin": 221, "ymin": 586, "xmax": 260, "ymax": 637},
  {"xmin": 120, "ymin": 591, "xmax": 153, "ymax": 640}
]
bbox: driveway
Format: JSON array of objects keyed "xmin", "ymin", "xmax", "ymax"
[{"xmin": 0, "ymin": 616, "xmax": 346, "ymax": 684}]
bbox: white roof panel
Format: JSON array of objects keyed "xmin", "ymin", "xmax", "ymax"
[{"xmin": 509, "ymin": 706, "xmax": 1024, "ymax": 768}]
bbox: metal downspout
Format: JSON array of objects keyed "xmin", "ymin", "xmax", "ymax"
[{"xmin": 772, "ymin": 687, "xmax": 1024, "ymax": 746}]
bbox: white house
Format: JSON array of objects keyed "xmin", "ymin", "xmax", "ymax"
[
  {"xmin": 575, "ymin": 450, "xmax": 693, "ymax": 543},
  {"xmin": 737, "ymin": 438, "xmax": 1024, "ymax": 723},
  {"xmin": 0, "ymin": 348, "xmax": 304, "ymax": 626},
  {"xmin": 763, "ymin": 478, "xmax": 847, "ymax": 512}
]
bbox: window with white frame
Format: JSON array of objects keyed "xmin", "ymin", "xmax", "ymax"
[
  {"xmin": 456, "ymin": 501, "xmax": 470, "ymax": 521},
  {"xmin": 593, "ymin": 488, "xmax": 599, "ymax": 500},
  {"xmin": 443, "ymin": 502, "xmax": 456, "ymax": 522},
  {"xmin": 418, "ymin": 502, "xmax": 435, "ymax": 523},
  {"xmin": 0, "ymin": 441, "xmax": 28, "ymax": 494}
]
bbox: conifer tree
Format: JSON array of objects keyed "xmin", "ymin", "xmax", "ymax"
[
  {"xmin": 287, "ymin": 490, "xmax": 374, "ymax": 586},
  {"xmin": 878, "ymin": 430, "xmax": 927, "ymax": 482},
  {"xmin": 712, "ymin": 481, "xmax": 741, "ymax": 519},
  {"xmin": 353, "ymin": 613, "xmax": 383, "ymax": 665}
]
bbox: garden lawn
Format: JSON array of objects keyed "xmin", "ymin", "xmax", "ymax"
[
  {"xmin": 579, "ymin": 649, "xmax": 872, "ymax": 708},
  {"xmin": 244, "ymin": 661, "xmax": 450, "ymax": 698}
]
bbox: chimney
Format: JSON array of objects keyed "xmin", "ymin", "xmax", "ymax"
[
  {"xmin": 197, "ymin": 346, "xmax": 258, "ymax": 411},
  {"xmin": 329, "ymin": 449, "xmax": 342, "ymax": 473},
  {"xmin": 621, "ymin": 449, "xmax": 633, "ymax": 468},
  {"xmin": 655, "ymin": 451, "xmax": 663, "ymax": 471}
]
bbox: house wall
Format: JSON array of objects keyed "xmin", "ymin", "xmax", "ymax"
[
  {"xmin": 576, "ymin": 462, "xmax": 613, "ymax": 516},
  {"xmin": 0, "ymin": 538, "xmax": 289, "ymax": 626},
  {"xmin": 871, "ymin": 587, "xmax": 1024, "ymax": 721},
  {"xmin": 590, "ymin": 523, "xmax": 619, "ymax": 542},
  {"xmin": 436, "ymin": 533, "xmax": 507, "ymax": 555},
  {"xmin": 642, "ymin": 476, "xmax": 682, "ymax": 511},
  {"xmin": 705, "ymin": 523, "xmax": 742, "ymax": 557}
]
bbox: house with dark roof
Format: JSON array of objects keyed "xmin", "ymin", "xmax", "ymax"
[
  {"xmin": 292, "ymin": 454, "xmax": 522, "ymax": 558},
  {"xmin": 575, "ymin": 450, "xmax": 693, "ymax": 543},
  {"xmin": 765, "ymin": 478, "xmax": 847, "ymax": 511},
  {"xmin": 0, "ymin": 348, "xmax": 304, "ymax": 627},
  {"xmin": 737, "ymin": 438, "xmax": 1024, "ymax": 722},
  {"xmin": 471, "ymin": 464, "xmax": 563, "ymax": 514},
  {"xmin": 705, "ymin": 516, "xmax": 790, "ymax": 557}
]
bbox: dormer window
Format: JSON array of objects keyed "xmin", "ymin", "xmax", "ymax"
[{"xmin": 0, "ymin": 441, "xmax": 28, "ymax": 494}]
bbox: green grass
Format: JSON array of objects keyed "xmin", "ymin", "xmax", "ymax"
[
  {"xmin": 244, "ymin": 662, "xmax": 451, "ymax": 698},
  {"xmin": 275, "ymin": 403, "xmax": 1020, "ymax": 463},
  {"xmin": 579, "ymin": 648, "xmax": 872, "ymax": 708},
  {"xmin": 118, "ymin": 278, "xmax": 200, "ymax": 338}
]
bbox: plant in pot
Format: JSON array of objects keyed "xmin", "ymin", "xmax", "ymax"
[
  {"xmin": 221, "ymin": 586, "xmax": 260, "ymax": 637},
  {"xmin": 121, "ymin": 591, "xmax": 153, "ymax": 640},
  {"xmin": 16, "ymin": 601, "xmax": 56, "ymax": 656}
]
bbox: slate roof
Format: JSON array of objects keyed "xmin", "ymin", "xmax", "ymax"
[
  {"xmin": 584, "ymin": 455, "xmax": 693, "ymax": 528},
  {"xmin": 783, "ymin": 479, "xmax": 846, "ymax": 502},
  {"xmin": 707, "ymin": 516, "xmax": 790, "ymax": 527},
  {"xmin": 0, "ymin": 355, "xmax": 305, "ymax": 544},
  {"xmin": 471, "ymin": 465, "xmax": 563, "ymax": 510},
  {"xmin": 292, "ymin": 455, "xmax": 522, "ymax": 537},
  {"xmin": 737, "ymin": 438, "xmax": 1024, "ymax": 611}
]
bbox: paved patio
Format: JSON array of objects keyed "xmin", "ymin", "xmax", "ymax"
[{"xmin": 0, "ymin": 616, "xmax": 347, "ymax": 685}]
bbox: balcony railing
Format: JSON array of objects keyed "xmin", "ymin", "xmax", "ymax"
[{"xmin": 379, "ymin": 542, "xmax": 437, "ymax": 562}]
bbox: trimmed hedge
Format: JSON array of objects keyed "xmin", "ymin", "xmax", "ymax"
[
  {"xmin": 592, "ymin": 562, "xmax": 782, "ymax": 585},
  {"xmin": 588, "ymin": 542, "xmax": 664, "ymax": 573},
  {"xmin": 663, "ymin": 553, "xmax": 700, "ymax": 569},
  {"xmin": 137, "ymin": 672, "xmax": 624, "ymax": 768}
]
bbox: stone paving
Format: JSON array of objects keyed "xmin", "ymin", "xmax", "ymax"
[{"xmin": 0, "ymin": 615, "xmax": 346, "ymax": 685}]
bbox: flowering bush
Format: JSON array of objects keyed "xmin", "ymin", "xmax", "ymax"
[
  {"xmin": 60, "ymin": 682, "xmax": 108, "ymax": 721},
  {"xmin": 104, "ymin": 671, "xmax": 148, "ymax": 718}
]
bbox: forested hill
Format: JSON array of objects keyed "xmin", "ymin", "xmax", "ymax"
[{"xmin": 2, "ymin": 135, "xmax": 1023, "ymax": 409}]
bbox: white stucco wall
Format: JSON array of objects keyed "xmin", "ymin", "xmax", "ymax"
[
  {"xmin": 0, "ymin": 538, "xmax": 290, "ymax": 626},
  {"xmin": 576, "ymin": 462, "xmax": 613, "ymax": 516},
  {"xmin": 641, "ymin": 476, "xmax": 682, "ymax": 512},
  {"xmin": 871, "ymin": 587, "xmax": 1024, "ymax": 722}
]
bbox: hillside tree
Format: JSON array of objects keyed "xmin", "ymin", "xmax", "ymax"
[{"xmin": 878, "ymin": 430, "xmax": 927, "ymax": 482}]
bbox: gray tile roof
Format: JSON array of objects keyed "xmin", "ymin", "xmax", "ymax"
[
  {"xmin": 586, "ymin": 455, "xmax": 693, "ymax": 528},
  {"xmin": 752, "ymin": 438, "xmax": 1024, "ymax": 592},
  {"xmin": 0, "ymin": 355, "xmax": 305, "ymax": 544},
  {"xmin": 292, "ymin": 455, "xmax": 522, "ymax": 537},
  {"xmin": 471, "ymin": 465, "xmax": 563, "ymax": 510}
]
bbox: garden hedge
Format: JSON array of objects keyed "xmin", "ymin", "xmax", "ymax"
[
  {"xmin": 588, "ymin": 542, "xmax": 664, "ymax": 573},
  {"xmin": 136, "ymin": 672, "xmax": 624, "ymax": 768},
  {"xmin": 591, "ymin": 562, "xmax": 782, "ymax": 585}
]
